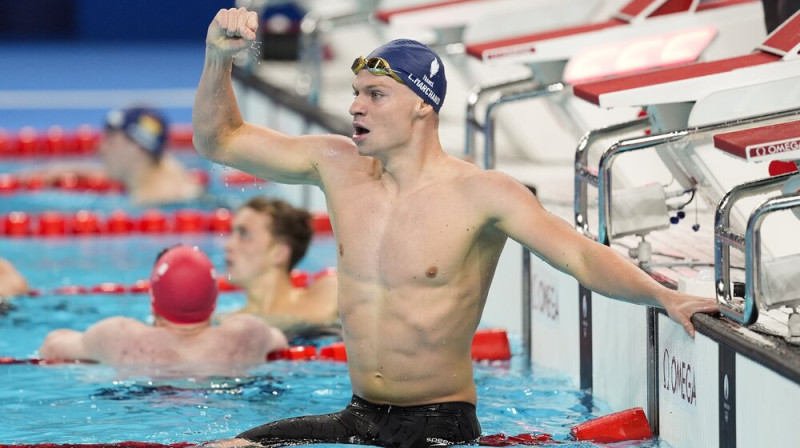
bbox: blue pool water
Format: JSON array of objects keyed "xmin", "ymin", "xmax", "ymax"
[{"xmin": 0, "ymin": 156, "xmax": 667, "ymax": 446}]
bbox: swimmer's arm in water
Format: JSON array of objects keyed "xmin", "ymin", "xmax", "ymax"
[
  {"xmin": 480, "ymin": 171, "xmax": 718, "ymax": 337},
  {"xmin": 39, "ymin": 317, "xmax": 137, "ymax": 362},
  {"xmin": 0, "ymin": 258, "xmax": 28, "ymax": 298},
  {"xmin": 193, "ymin": 7, "xmax": 353, "ymax": 186},
  {"xmin": 38, "ymin": 329, "xmax": 90, "ymax": 361}
]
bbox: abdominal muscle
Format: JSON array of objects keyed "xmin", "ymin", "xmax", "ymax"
[{"xmin": 338, "ymin": 277, "xmax": 484, "ymax": 406}]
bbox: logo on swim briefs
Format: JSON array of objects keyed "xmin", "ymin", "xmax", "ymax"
[{"xmin": 426, "ymin": 438, "xmax": 451, "ymax": 446}]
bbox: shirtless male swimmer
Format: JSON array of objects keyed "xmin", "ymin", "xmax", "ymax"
[{"xmin": 193, "ymin": 7, "xmax": 719, "ymax": 447}]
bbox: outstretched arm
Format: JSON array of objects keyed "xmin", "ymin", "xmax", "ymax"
[
  {"xmin": 486, "ymin": 172, "xmax": 718, "ymax": 337},
  {"xmin": 193, "ymin": 7, "xmax": 352, "ymax": 186}
]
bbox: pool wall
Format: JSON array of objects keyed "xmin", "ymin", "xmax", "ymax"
[{"xmin": 524, "ymin": 254, "xmax": 800, "ymax": 447}]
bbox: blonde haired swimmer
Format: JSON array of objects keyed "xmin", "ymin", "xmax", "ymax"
[
  {"xmin": 194, "ymin": 7, "xmax": 718, "ymax": 447},
  {"xmin": 38, "ymin": 245, "xmax": 287, "ymax": 371}
]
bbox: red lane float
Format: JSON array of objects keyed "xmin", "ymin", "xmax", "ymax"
[
  {"xmin": 267, "ymin": 345, "xmax": 318, "ymax": 361},
  {"xmin": 4, "ymin": 328, "xmax": 506, "ymax": 366},
  {"xmin": 2, "ymin": 209, "xmax": 231, "ymax": 236},
  {"xmin": 275, "ymin": 329, "xmax": 512, "ymax": 364},
  {"xmin": 318, "ymin": 342, "xmax": 348, "ymax": 362},
  {"xmin": 0, "ymin": 124, "xmax": 196, "ymax": 158},
  {"xmin": 569, "ymin": 407, "xmax": 652, "ymax": 443},
  {"xmin": 25, "ymin": 268, "xmax": 333, "ymax": 297},
  {"xmin": 1, "ymin": 209, "xmax": 332, "ymax": 237},
  {"xmin": 0, "ymin": 442, "xmax": 195, "ymax": 448},
  {"xmin": 222, "ymin": 169, "xmax": 269, "ymax": 185},
  {"xmin": 471, "ymin": 328, "xmax": 511, "ymax": 361},
  {"xmin": 0, "ymin": 170, "xmax": 211, "ymax": 194},
  {"xmin": 478, "ymin": 407, "xmax": 652, "ymax": 446}
]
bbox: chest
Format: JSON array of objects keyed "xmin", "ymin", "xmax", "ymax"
[{"xmin": 329, "ymin": 184, "xmax": 487, "ymax": 283}]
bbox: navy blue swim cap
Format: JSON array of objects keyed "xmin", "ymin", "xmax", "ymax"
[
  {"xmin": 105, "ymin": 107, "xmax": 168, "ymax": 160},
  {"xmin": 366, "ymin": 39, "xmax": 447, "ymax": 114}
]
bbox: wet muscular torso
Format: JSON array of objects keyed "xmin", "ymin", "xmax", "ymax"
[{"xmin": 323, "ymin": 161, "xmax": 507, "ymax": 406}]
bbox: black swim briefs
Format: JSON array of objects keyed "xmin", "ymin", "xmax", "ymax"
[{"xmin": 236, "ymin": 394, "xmax": 482, "ymax": 447}]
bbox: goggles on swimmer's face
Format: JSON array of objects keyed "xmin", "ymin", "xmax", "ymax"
[{"xmin": 351, "ymin": 56, "xmax": 404, "ymax": 84}]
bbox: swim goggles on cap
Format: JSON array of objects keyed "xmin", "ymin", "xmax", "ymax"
[{"xmin": 351, "ymin": 56, "xmax": 404, "ymax": 84}]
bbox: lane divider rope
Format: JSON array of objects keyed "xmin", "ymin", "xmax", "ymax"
[
  {"xmin": 0, "ymin": 328, "xmax": 509, "ymax": 365},
  {"xmin": 0, "ymin": 209, "xmax": 332, "ymax": 237},
  {"xmin": 0, "ymin": 124, "xmax": 195, "ymax": 157}
]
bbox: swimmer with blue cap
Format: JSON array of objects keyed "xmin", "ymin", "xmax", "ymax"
[
  {"xmin": 26, "ymin": 106, "xmax": 205, "ymax": 206},
  {"xmin": 195, "ymin": 7, "xmax": 719, "ymax": 447},
  {"xmin": 38, "ymin": 245, "xmax": 287, "ymax": 371},
  {"xmin": 100, "ymin": 106, "xmax": 205, "ymax": 206}
]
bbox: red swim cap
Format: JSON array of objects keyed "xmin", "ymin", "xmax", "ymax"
[{"xmin": 150, "ymin": 245, "xmax": 218, "ymax": 324}]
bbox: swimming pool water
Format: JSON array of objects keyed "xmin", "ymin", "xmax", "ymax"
[
  {"xmin": 0, "ymin": 154, "xmax": 669, "ymax": 447},
  {"xmin": 0, "ymin": 271, "xmax": 668, "ymax": 447},
  {"xmin": 0, "ymin": 152, "xmax": 291, "ymax": 214}
]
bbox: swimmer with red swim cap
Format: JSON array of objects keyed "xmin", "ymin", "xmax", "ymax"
[
  {"xmin": 195, "ymin": 7, "xmax": 718, "ymax": 447},
  {"xmin": 38, "ymin": 245, "xmax": 287, "ymax": 372},
  {"xmin": 150, "ymin": 244, "xmax": 219, "ymax": 324}
]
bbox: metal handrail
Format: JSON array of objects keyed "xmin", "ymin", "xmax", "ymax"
[
  {"xmin": 464, "ymin": 80, "xmax": 565, "ymax": 169},
  {"xmin": 576, "ymin": 108, "xmax": 800, "ymax": 246},
  {"xmin": 747, "ymin": 193, "xmax": 800, "ymax": 303},
  {"xmin": 715, "ymin": 174, "xmax": 800, "ymax": 324},
  {"xmin": 596, "ymin": 130, "xmax": 690, "ymax": 245},
  {"xmin": 297, "ymin": 7, "xmax": 375, "ymax": 105},
  {"xmin": 574, "ymin": 117, "xmax": 650, "ymax": 240},
  {"xmin": 464, "ymin": 77, "xmax": 538, "ymax": 162},
  {"xmin": 572, "ymin": 104, "xmax": 800, "ymax": 327}
]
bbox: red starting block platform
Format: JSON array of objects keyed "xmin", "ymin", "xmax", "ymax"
[
  {"xmin": 713, "ymin": 120, "xmax": 800, "ymax": 164},
  {"xmin": 573, "ymin": 9, "xmax": 800, "ymax": 111}
]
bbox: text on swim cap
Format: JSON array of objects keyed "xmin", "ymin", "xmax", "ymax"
[{"xmin": 406, "ymin": 74, "xmax": 441, "ymax": 106}]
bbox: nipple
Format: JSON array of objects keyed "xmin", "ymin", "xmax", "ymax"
[
  {"xmin": 338, "ymin": 244, "xmax": 344, "ymax": 257},
  {"xmin": 426, "ymin": 266, "xmax": 438, "ymax": 278}
]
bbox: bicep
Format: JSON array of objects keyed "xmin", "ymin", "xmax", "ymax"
[
  {"xmin": 489, "ymin": 177, "xmax": 592, "ymax": 279},
  {"xmin": 211, "ymin": 123, "xmax": 352, "ymax": 186}
]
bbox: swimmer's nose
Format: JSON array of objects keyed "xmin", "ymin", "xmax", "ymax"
[{"xmin": 349, "ymin": 95, "xmax": 366, "ymax": 117}]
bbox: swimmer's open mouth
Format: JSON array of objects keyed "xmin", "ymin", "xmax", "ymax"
[{"xmin": 353, "ymin": 124, "xmax": 370, "ymax": 137}]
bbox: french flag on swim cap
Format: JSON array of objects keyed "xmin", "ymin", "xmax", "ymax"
[{"xmin": 367, "ymin": 39, "xmax": 447, "ymax": 114}]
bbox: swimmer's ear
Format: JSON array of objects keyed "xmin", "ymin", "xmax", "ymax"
[
  {"xmin": 270, "ymin": 241, "xmax": 292, "ymax": 267},
  {"xmin": 415, "ymin": 100, "xmax": 434, "ymax": 119}
]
